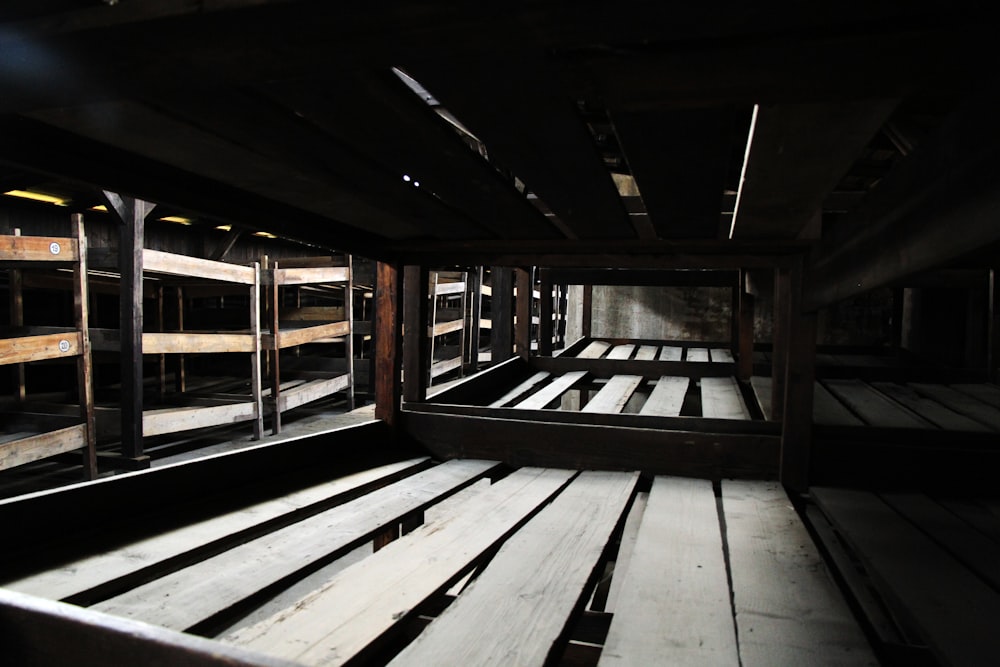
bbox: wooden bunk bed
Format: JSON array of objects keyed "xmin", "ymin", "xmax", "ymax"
[
  {"xmin": 427, "ymin": 270, "xmax": 467, "ymax": 385},
  {"xmin": 0, "ymin": 217, "xmax": 97, "ymax": 479},
  {"xmin": 263, "ymin": 256, "xmax": 354, "ymax": 434}
]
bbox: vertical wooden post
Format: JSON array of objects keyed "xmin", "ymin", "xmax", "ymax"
[
  {"xmin": 175, "ymin": 286, "xmax": 186, "ymax": 393},
  {"xmin": 538, "ymin": 268, "xmax": 554, "ymax": 356},
  {"xmin": 556, "ymin": 283, "xmax": 568, "ymax": 348},
  {"xmin": 249, "ymin": 262, "xmax": 263, "ymax": 440},
  {"xmin": 582, "ymin": 284, "xmax": 593, "ymax": 338},
  {"xmin": 427, "ymin": 271, "xmax": 440, "ymax": 386},
  {"xmin": 730, "ymin": 278, "xmax": 740, "ymax": 355},
  {"xmin": 9, "ymin": 228, "xmax": 26, "ymax": 403},
  {"xmin": 738, "ymin": 269, "xmax": 755, "ymax": 382},
  {"xmin": 771, "ymin": 266, "xmax": 791, "ymax": 422},
  {"xmin": 269, "ymin": 261, "xmax": 282, "ymax": 434},
  {"xmin": 103, "ymin": 192, "xmax": 154, "ymax": 464},
  {"xmin": 375, "ymin": 261, "xmax": 403, "ymax": 427},
  {"xmin": 989, "ymin": 269, "xmax": 1000, "ymax": 383},
  {"xmin": 72, "ymin": 214, "xmax": 98, "ymax": 480},
  {"xmin": 155, "ymin": 285, "xmax": 166, "ymax": 402},
  {"xmin": 468, "ymin": 266, "xmax": 483, "ymax": 372},
  {"xmin": 344, "ymin": 254, "xmax": 355, "ymax": 411},
  {"xmin": 491, "ymin": 267, "xmax": 514, "ymax": 362},
  {"xmin": 403, "ymin": 265, "xmax": 429, "ymax": 404},
  {"xmin": 780, "ymin": 259, "xmax": 816, "ymax": 494},
  {"xmin": 515, "ymin": 267, "xmax": 532, "ymax": 360},
  {"xmin": 457, "ymin": 270, "xmax": 468, "ymax": 378}
]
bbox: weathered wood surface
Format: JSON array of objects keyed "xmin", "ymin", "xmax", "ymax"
[
  {"xmin": 142, "ymin": 402, "xmax": 260, "ymax": 437},
  {"xmin": 576, "ymin": 340, "xmax": 611, "ymax": 359},
  {"xmin": 582, "ymin": 375, "xmax": 643, "ymax": 414},
  {"xmin": 0, "ymin": 424, "xmax": 87, "ymax": 472},
  {"xmin": 488, "ymin": 371, "xmax": 550, "ymax": 408},
  {"xmin": 710, "ymin": 348, "xmax": 735, "ymax": 363},
  {"xmin": 280, "ymin": 306, "xmax": 345, "ymax": 322},
  {"xmin": 686, "ymin": 347, "xmax": 710, "ymax": 362},
  {"xmin": 429, "ymin": 318, "xmax": 464, "ymax": 337},
  {"xmin": 599, "ymin": 477, "xmax": 738, "ymax": 666},
  {"xmin": 951, "ymin": 383, "xmax": 1000, "ymax": 407},
  {"xmin": 277, "ymin": 374, "xmax": 350, "ymax": 413},
  {"xmin": 603, "ymin": 492, "xmax": 647, "ymax": 612},
  {"xmin": 269, "ymin": 266, "xmax": 349, "ymax": 286},
  {"xmin": 824, "ymin": 379, "xmax": 931, "ymax": 428},
  {"xmin": 142, "ymin": 332, "xmax": 255, "ymax": 354},
  {"xmin": 724, "ymin": 481, "xmax": 876, "ymax": 666},
  {"xmin": 0, "ymin": 234, "xmax": 79, "ymax": 262},
  {"xmin": 605, "ymin": 344, "xmax": 635, "ymax": 360},
  {"xmin": 871, "ymin": 382, "xmax": 989, "ymax": 431},
  {"xmin": 659, "ymin": 345, "xmax": 683, "ymax": 361},
  {"xmin": 388, "ymin": 471, "xmax": 638, "ymax": 666},
  {"xmin": 0, "ymin": 331, "xmax": 82, "ymax": 365},
  {"xmin": 909, "ymin": 383, "xmax": 1000, "ymax": 431},
  {"xmin": 3, "ymin": 458, "xmax": 429, "ymax": 601},
  {"xmin": 143, "ymin": 249, "xmax": 256, "ymax": 284},
  {"xmin": 267, "ymin": 321, "xmax": 351, "ymax": 349},
  {"xmin": 429, "ymin": 356, "xmax": 462, "ymax": 378},
  {"xmin": 633, "ymin": 345, "xmax": 658, "ymax": 361},
  {"xmin": 701, "ymin": 377, "xmax": 750, "ymax": 420},
  {"xmin": 225, "ymin": 468, "xmax": 575, "ymax": 665},
  {"xmin": 93, "ymin": 459, "xmax": 498, "ymax": 631},
  {"xmin": 813, "ymin": 487, "xmax": 1000, "ymax": 666},
  {"xmin": 514, "ymin": 371, "xmax": 587, "ymax": 410},
  {"xmin": 752, "ymin": 376, "xmax": 862, "ymax": 425},
  {"xmin": 638, "ymin": 376, "xmax": 689, "ymax": 417}
]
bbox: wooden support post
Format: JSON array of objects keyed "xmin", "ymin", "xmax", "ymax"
[
  {"xmin": 375, "ymin": 261, "xmax": 403, "ymax": 427},
  {"xmin": 771, "ymin": 266, "xmax": 791, "ymax": 422},
  {"xmin": 515, "ymin": 267, "xmax": 532, "ymax": 360},
  {"xmin": 539, "ymin": 268, "xmax": 554, "ymax": 356},
  {"xmin": 491, "ymin": 267, "xmax": 514, "ymax": 363},
  {"xmin": 9, "ymin": 228, "xmax": 25, "ymax": 403},
  {"xmin": 582, "ymin": 284, "xmax": 593, "ymax": 338},
  {"xmin": 103, "ymin": 192, "xmax": 155, "ymax": 464},
  {"xmin": 249, "ymin": 263, "xmax": 264, "ymax": 440},
  {"xmin": 155, "ymin": 285, "xmax": 166, "ymax": 402},
  {"xmin": 780, "ymin": 259, "xmax": 816, "ymax": 494},
  {"xmin": 556, "ymin": 283, "xmax": 568, "ymax": 348},
  {"xmin": 731, "ymin": 280, "xmax": 740, "ymax": 354},
  {"xmin": 738, "ymin": 269, "xmax": 755, "ymax": 382},
  {"xmin": 468, "ymin": 267, "xmax": 483, "ymax": 373},
  {"xmin": 990, "ymin": 269, "xmax": 1000, "ymax": 383},
  {"xmin": 403, "ymin": 265, "xmax": 429, "ymax": 404},
  {"xmin": 175, "ymin": 286, "xmax": 186, "ymax": 393},
  {"xmin": 72, "ymin": 215, "xmax": 98, "ymax": 480},
  {"xmin": 344, "ymin": 254, "xmax": 355, "ymax": 411},
  {"xmin": 269, "ymin": 261, "xmax": 282, "ymax": 435}
]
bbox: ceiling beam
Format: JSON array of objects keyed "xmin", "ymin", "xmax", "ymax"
[
  {"xmin": 804, "ymin": 93, "xmax": 1000, "ymax": 310},
  {"xmin": 730, "ymin": 99, "xmax": 898, "ymax": 240}
]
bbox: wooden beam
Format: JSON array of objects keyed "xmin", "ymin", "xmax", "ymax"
[
  {"xmin": 491, "ymin": 267, "xmax": 514, "ymax": 363},
  {"xmin": 375, "ymin": 262, "xmax": 403, "ymax": 426},
  {"xmin": 538, "ymin": 269, "xmax": 554, "ymax": 356},
  {"xmin": 582, "ymin": 284, "xmax": 593, "ymax": 338},
  {"xmin": 403, "ymin": 265, "xmax": 429, "ymax": 403},
  {"xmin": 738, "ymin": 270, "xmax": 755, "ymax": 381},
  {"xmin": 770, "ymin": 266, "xmax": 790, "ymax": 423},
  {"xmin": 779, "ymin": 261, "xmax": 816, "ymax": 493},
  {"xmin": 468, "ymin": 267, "xmax": 484, "ymax": 372},
  {"xmin": 515, "ymin": 268, "xmax": 532, "ymax": 360},
  {"xmin": 547, "ymin": 268, "xmax": 738, "ymax": 287},
  {"xmin": 71, "ymin": 214, "xmax": 98, "ymax": 479}
]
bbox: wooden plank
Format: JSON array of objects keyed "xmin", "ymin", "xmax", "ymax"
[
  {"xmin": 514, "ymin": 371, "xmax": 587, "ymax": 410},
  {"xmin": 910, "ymin": 383, "xmax": 1000, "ymax": 430},
  {"xmin": 951, "ymin": 383, "xmax": 1000, "ymax": 407},
  {"xmin": 750, "ymin": 376, "xmax": 773, "ymax": 420},
  {"xmin": 143, "ymin": 248, "xmax": 255, "ymax": 284},
  {"xmin": 0, "ymin": 234, "xmax": 78, "ymax": 262},
  {"xmin": 824, "ymin": 379, "xmax": 932, "ymax": 429},
  {"xmin": 710, "ymin": 348, "xmax": 735, "ymax": 363},
  {"xmin": 0, "ymin": 424, "xmax": 87, "ymax": 472},
  {"xmin": 142, "ymin": 402, "xmax": 258, "ymax": 437},
  {"xmin": 281, "ymin": 306, "xmax": 345, "ymax": 322},
  {"xmin": 269, "ymin": 266, "xmax": 349, "ymax": 286},
  {"xmin": 142, "ymin": 332, "xmax": 255, "ymax": 354},
  {"xmin": 701, "ymin": 377, "xmax": 750, "ymax": 420},
  {"xmin": 659, "ymin": 345, "xmax": 682, "ymax": 361},
  {"xmin": 402, "ymin": 265, "xmax": 429, "ymax": 403},
  {"xmin": 633, "ymin": 345, "xmax": 658, "ymax": 361},
  {"xmin": 4, "ymin": 458, "xmax": 430, "ymax": 602},
  {"xmin": 603, "ymin": 492, "xmax": 647, "ymax": 613},
  {"xmin": 388, "ymin": 471, "xmax": 639, "ymax": 666},
  {"xmin": 724, "ymin": 481, "xmax": 876, "ymax": 666},
  {"xmin": 813, "ymin": 487, "xmax": 1000, "ymax": 666},
  {"xmin": 374, "ymin": 261, "xmax": 402, "ymax": 427},
  {"xmin": 880, "ymin": 492, "xmax": 1000, "ymax": 590},
  {"xmin": 686, "ymin": 347, "xmax": 710, "ymax": 362},
  {"xmin": 429, "ymin": 318, "xmax": 463, "ymax": 337},
  {"xmin": 277, "ymin": 374, "xmax": 350, "ymax": 413},
  {"xmin": 270, "ymin": 321, "xmax": 350, "ymax": 349},
  {"xmin": 606, "ymin": 344, "xmax": 635, "ymax": 360},
  {"xmin": 871, "ymin": 382, "xmax": 989, "ymax": 431},
  {"xmin": 576, "ymin": 340, "xmax": 611, "ymax": 359},
  {"xmin": 0, "ymin": 331, "xmax": 82, "ymax": 365},
  {"xmin": 515, "ymin": 268, "xmax": 532, "ymax": 360},
  {"xmin": 489, "ymin": 371, "xmax": 551, "ymax": 408},
  {"xmin": 638, "ymin": 376, "xmax": 688, "ymax": 417},
  {"xmin": 600, "ymin": 477, "xmax": 737, "ymax": 666},
  {"xmin": 225, "ymin": 468, "xmax": 575, "ymax": 665},
  {"xmin": 754, "ymin": 376, "xmax": 860, "ymax": 425},
  {"xmin": 92, "ymin": 459, "xmax": 498, "ymax": 631},
  {"xmin": 582, "ymin": 375, "xmax": 643, "ymax": 414}
]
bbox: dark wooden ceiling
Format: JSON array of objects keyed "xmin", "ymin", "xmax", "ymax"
[{"xmin": 1, "ymin": 2, "xmax": 998, "ymax": 307}]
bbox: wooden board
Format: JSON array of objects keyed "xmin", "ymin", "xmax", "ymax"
[
  {"xmin": 269, "ymin": 321, "xmax": 350, "ymax": 349},
  {"xmin": 225, "ymin": 468, "xmax": 575, "ymax": 665},
  {"xmin": 724, "ymin": 481, "xmax": 876, "ymax": 666},
  {"xmin": 514, "ymin": 371, "xmax": 587, "ymax": 410},
  {"xmin": 633, "ymin": 345, "xmax": 658, "ymax": 361},
  {"xmin": 603, "ymin": 492, "xmax": 647, "ymax": 612},
  {"xmin": 950, "ymin": 383, "xmax": 1000, "ymax": 408},
  {"xmin": 659, "ymin": 346, "xmax": 683, "ymax": 361},
  {"xmin": 142, "ymin": 332, "xmax": 255, "ymax": 354},
  {"xmin": 582, "ymin": 375, "xmax": 643, "ymax": 414},
  {"xmin": 871, "ymin": 382, "xmax": 989, "ymax": 431},
  {"xmin": 599, "ymin": 477, "xmax": 738, "ymax": 666},
  {"xmin": 4, "ymin": 458, "xmax": 430, "ymax": 601},
  {"xmin": 701, "ymin": 377, "xmax": 749, "ymax": 420},
  {"xmin": 686, "ymin": 348, "xmax": 710, "ymax": 362},
  {"xmin": 92, "ymin": 460, "xmax": 498, "ymax": 631},
  {"xmin": 638, "ymin": 376, "xmax": 689, "ymax": 417},
  {"xmin": 143, "ymin": 249, "xmax": 255, "ymax": 284},
  {"xmin": 270, "ymin": 266, "xmax": 349, "ymax": 286},
  {"xmin": 753, "ymin": 376, "xmax": 861, "ymax": 426},
  {"xmin": 813, "ymin": 487, "xmax": 1000, "ymax": 666},
  {"xmin": 0, "ymin": 331, "xmax": 82, "ymax": 365},
  {"xmin": 606, "ymin": 344, "xmax": 635, "ymax": 360},
  {"xmin": 0, "ymin": 424, "xmax": 87, "ymax": 472},
  {"xmin": 0, "ymin": 235, "xmax": 78, "ymax": 262},
  {"xmin": 277, "ymin": 374, "xmax": 350, "ymax": 413},
  {"xmin": 909, "ymin": 383, "xmax": 1000, "ymax": 431},
  {"xmin": 824, "ymin": 379, "xmax": 932, "ymax": 429},
  {"xmin": 388, "ymin": 471, "xmax": 638, "ymax": 666},
  {"xmin": 576, "ymin": 341, "xmax": 611, "ymax": 359},
  {"xmin": 710, "ymin": 348, "xmax": 735, "ymax": 363},
  {"xmin": 143, "ymin": 402, "xmax": 258, "ymax": 437},
  {"xmin": 488, "ymin": 371, "xmax": 550, "ymax": 408}
]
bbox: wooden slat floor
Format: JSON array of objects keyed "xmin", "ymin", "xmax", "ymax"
[
  {"xmin": 2, "ymin": 462, "xmax": 876, "ymax": 666},
  {"xmin": 571, "ymin": 341, "xmax": 736, "ymax": 364}
]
